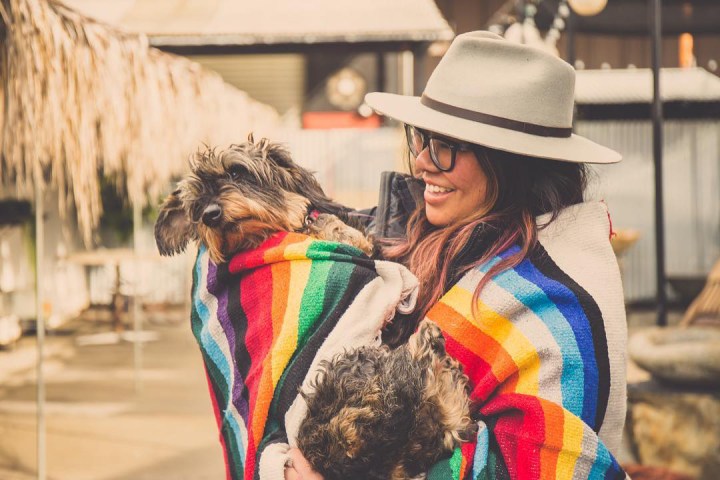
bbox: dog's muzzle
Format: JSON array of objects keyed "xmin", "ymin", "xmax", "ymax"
[{"xmin": 202, "ymin": 203, "xmax": 223, "ymax": 227}]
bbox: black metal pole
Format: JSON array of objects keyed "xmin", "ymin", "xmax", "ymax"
[
  {"xmin": 650, "ymin": 0, "xmax": 667, "ymax": 326},
  {"xmin": 566, "ymin": 10, "xmax": 576, "ymax": 67}
]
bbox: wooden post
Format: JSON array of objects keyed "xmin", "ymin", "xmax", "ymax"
[{"xmin": 34, "ymin": 158, "xmax": 46, "ymax": 480}]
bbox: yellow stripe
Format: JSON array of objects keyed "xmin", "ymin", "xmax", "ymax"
[
  {"xmin": 442, "ymin": 285, "xmax": 540, "ymax": 395},
  {"xmin": 555, "ymin": 410, "xmax": 585, "ymax": 478},
  {"xmin": 270, "ymin": 258, "xmax": 312, "ymax": 385},
  {"xmin": 282, "ymin": 237, "xmax": 314, "ymax": 261}
]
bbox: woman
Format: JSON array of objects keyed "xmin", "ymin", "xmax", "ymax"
[{"xmin": 287, "ymin": 31, "xmax": 628, "ymax": 479}]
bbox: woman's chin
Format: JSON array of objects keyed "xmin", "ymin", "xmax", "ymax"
[{"xmin": 425, "ymin": 207, "xmax": 452, "ymax": 227}]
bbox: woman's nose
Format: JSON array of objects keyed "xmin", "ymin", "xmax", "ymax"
[{"xmin": 414, "ymin": 146, "xmax": 438, "ymax": 173}]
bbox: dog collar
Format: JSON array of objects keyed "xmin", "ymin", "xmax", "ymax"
[{"xmin": 304, "ymin": 208, "xmax": 321, "ymax": 227}]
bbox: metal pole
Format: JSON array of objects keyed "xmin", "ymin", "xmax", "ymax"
[
  {"xmin": 34, "ymin": 159, "xmax": 46, "ymax": 480},
  {"xmin": 132, "ymin": 201, "xmax": 143, "ymax": 393},
  {"xmin": 566, "ymin": 10, "xmax": 576, "ymax": 67},
  {"xmin": 651, "ymin": 0, "xmax": 667, "ymax": 326}
]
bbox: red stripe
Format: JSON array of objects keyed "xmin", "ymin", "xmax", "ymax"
[
  {"xmin": 204, "ymin": 366, "xmax": 233, "ymax": 480},
  {"xmin": 460, "ymin": 441, "xmax": 478, "ymax": 478},
  {"xmin": 429, "ymin": 302, "xmax": 520, "ymax": 401},
  {"xmin": 444, "ymin": 336, "xmax": 500, "ymax": 403},
  {"xmin": 481, "ymin": 393, "xmax": 546, "ymax": 480},
  {"xmin": 228, "ymin": 231, "xmax": 288, "ymax": 273},
  {"xmin": 241, "ymin": 262, "xmax": 276, "ymax": 478}
]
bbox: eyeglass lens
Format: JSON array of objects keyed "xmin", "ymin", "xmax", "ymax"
[{"xmin": 405, "ymin": 125, "xmax": 454, "ymax": 171}]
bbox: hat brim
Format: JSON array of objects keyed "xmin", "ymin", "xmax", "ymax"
[{"xmin": 365, "ymin": 92, "xmax": 621, "ymax": 164}]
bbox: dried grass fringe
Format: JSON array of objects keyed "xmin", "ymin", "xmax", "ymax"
[{"xmin": 0, "ymin": 0, "xmax": 278, "ymax": 245}]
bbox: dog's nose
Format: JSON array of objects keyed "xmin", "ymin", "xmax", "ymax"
[{"xmin": 202, "ymin": 204, "xmax": 223, "ymax": 227}]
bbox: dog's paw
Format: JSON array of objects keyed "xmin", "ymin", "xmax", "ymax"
[{"xmin": 408, "ymin": 319, "xmax": 446, "ymax": 361}]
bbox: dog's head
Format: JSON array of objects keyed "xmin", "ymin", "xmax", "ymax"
[
  {"xmin": 154, "ymin": 135, "xmax": 343, "ymax": 263},
  {"xmin": 297, "ymin": 320, "xmax": 476, "ymax": 480}
]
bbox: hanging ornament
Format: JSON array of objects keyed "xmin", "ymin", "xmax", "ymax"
[
  {"xmin": 567, "ymin": 0, "xmax": 608, "ymax": 16},
  {"xmin": 558, "ymin": 3, "xmax": 571, "ymax": 18}
]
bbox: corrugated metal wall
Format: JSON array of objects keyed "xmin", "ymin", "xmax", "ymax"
[
  {"xmin": 277, "ymin": 127, "xmax": 406, "ymax": 208},
  {"xmin": 189, "ymin": 54, "xmax": 305, "ymax": 117},
  {"xmin": 579, "ymin": 120, "xmax": 720, "ymax": 301}
]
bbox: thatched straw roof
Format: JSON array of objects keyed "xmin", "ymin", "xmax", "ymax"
[{"xmin": 0, "ymin": 0, "xmax": 278, "ymax": 244}]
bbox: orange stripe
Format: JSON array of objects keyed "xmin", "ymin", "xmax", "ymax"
[
  {"xmin": 251, "ymin": 361, "xmax": 275, "ymax": 448},
  {"xmin": 263, "ymin": 233, "xmax": 305, "ymax": 262},
  {"xmin": 500, "ymin": 370, "xmax": 520, "ymax": 395},
  {"xmin": 271, "ymin": 261, "xmax": 290, "ymax": 337},
  {"xmin": 539, "ymin": 400, "xmax": 564, "ymax": 480},
  {"xmin": 429, "ymin": 302, "xmax": 520, "ymax": 383}
]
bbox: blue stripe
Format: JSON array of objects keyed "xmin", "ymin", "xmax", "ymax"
[
  {"xmin": 479, "ymin": 246, "xmax": 585, "ymax": 418},
  {"xmin": 193, "ymin": 251, "xmax": 247, "ymax": 465},
  {"xmin": 587, "ymin": 439, "xmax": 616, "ymax": 480},
  {"xmin": 516, "ymin": 264, "xmax": 599, "ymax": 426},
  {"xmin": 499, "ymin": 247, "xmax": 600, "ymax": 427},
  {"xmin": 472, "ymin": 422, "xmax": 490, "ymax": 479}
]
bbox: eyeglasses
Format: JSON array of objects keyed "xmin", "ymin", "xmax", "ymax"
[{"xmin": 404, "ymin": 124, "xmax": 474, "ymax": 172}]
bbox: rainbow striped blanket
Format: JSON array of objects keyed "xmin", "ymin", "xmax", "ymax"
[
  {"xmin": 190, "ymin": 231, "xmax": 418, "ymax": 480},
  {"xmin": 427, "ymin": 202, "xmax": 628, "ymax": 480}
]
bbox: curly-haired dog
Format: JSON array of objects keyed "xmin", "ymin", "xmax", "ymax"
[
  {"xmin": 154, "ymin": 135, "xmax": 372, "ymax": 263},
  {"xmin": 298, "ymin": 319, "xmax": 476, "ymax": 480}
]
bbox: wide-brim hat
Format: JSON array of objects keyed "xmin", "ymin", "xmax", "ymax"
[{"xmin": 365, "ymin": 31, "xmax": 621, "ymax": 164}]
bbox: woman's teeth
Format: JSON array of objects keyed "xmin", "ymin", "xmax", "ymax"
[{"xmin": 426, "ymin": 184, "xmax": 453, "ymax": 194}]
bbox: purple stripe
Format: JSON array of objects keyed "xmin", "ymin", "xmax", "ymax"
[{"xmin": 207, "ymin": 261, "xmax": 250, "ymax": 424}]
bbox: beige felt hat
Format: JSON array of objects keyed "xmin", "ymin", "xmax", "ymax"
[{"xmin": 365, "ymin": 31, "xmax": 621, "ymax": 164}]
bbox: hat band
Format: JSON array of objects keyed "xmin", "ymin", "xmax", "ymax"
[{"xmin": 421, "ymin": 94, "xmax": 572, "ymax": 138}]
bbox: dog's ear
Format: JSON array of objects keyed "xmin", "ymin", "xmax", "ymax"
[
  {"xmin": 259, "ymin": 139, "xmax": 295, "ymax": 168},
  {"xmin": 154, "ymin": 189, "xmax": 194, "ymax": 256},
  {"xmin": 265, "ymin": 142, "xmax": 349, "ymax": 215}
]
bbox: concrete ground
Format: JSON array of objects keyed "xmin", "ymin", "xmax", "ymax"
[
  {"xmin": 0, "ymin": 306, "xmax": 682, "ymax": 479},
  {"xmin": 0, "ymin": 307, "xmax": 225, "ymax": 480}
]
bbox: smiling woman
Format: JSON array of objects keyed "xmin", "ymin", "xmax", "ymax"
[{"xmin": 286, "ymin": 31, "xmax": 630, "ymax": 480}]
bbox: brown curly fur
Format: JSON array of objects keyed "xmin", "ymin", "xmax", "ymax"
[
  {"xmin": 297, "ymin": 320, "xmax": 477, "ymax": 480},
  {"xmin": 154, "ymin": 134, "xmax": 372, "ymax": 263}
]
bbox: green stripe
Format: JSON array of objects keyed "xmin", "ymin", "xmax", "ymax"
[
  {"xmin": 268, "ymin": 258, "xmax": 358, "ymax": 419},
  {"xmin": 305, "ymin": 239, "xmax": 364, "ymax": 262},
  {"xmin": 428, "ymin": 447, "xmax": 463, "ymax": 480},
  {"xmin": 449, "ymin": 447, "xmax": 463, "ymax": 479},
  {"xmin": 221, "ymin": 423, "xmax": 244, "ymax": 480},
  {"xmin": 296, "ymin": 259, "xmax": 333, "ymax": 346}
]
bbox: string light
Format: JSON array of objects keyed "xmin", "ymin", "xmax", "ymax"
[
  {"xmin": 497, "ymin": 0, "xmax": 571, "ymax": 57},
  {"xmin": 567, "ymin": 0, "xmax": 608, "ymax": 17}
]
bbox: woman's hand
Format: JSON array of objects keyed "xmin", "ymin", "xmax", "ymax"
[{"xmin": 284, "ymin": 447, "xmax": 324, "ymax": 480}]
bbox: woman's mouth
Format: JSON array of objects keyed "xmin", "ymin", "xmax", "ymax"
[{"xmin": 424, "ymin": 182, "xmax": 454, "ymax": 201}]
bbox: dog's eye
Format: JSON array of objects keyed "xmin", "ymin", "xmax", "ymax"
[{"xmin": 227, "ymin": 164, "xmax": 248, "ymax": 181}]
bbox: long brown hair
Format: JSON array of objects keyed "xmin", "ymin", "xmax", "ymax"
[{"xmin": 382, "ymin": 146, "xmax": 588, "ymax": 346}]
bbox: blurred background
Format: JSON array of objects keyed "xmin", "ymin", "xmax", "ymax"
[{"xmin": 0, "ymin": 0, "xmax": 718, "ymax": 479}]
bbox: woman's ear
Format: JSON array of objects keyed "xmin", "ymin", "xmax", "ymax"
[{"xmin": 154, "ymin": 190, "xmax": 194, "ymax": 256}]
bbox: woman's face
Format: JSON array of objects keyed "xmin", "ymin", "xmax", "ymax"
[{"xmin": 413, "ymin": 133, "xmax": 490, "ymax": 227}]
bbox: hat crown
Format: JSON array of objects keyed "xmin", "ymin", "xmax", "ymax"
[{"xmin": 423, "ymin": 31, "xmax": 576, "ymax": 129}]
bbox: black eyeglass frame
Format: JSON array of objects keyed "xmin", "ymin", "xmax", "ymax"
[{"xmin": 404, "ymin": 124, "xmax": 475, "ymax": 172}]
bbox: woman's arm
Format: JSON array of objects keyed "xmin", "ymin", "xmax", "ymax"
[{"xmin": 425, "ymin": 249, "xmax": 628, "ymax": 479}]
